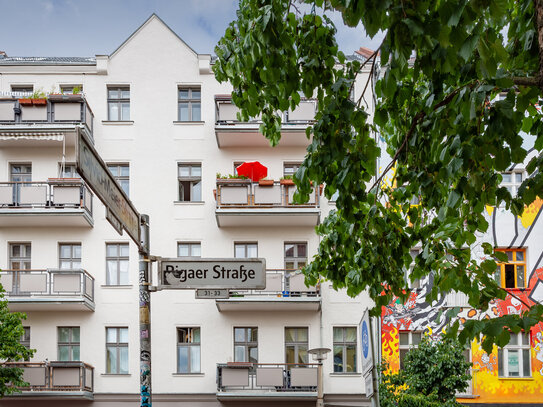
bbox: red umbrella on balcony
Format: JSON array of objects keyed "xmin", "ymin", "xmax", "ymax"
[{"xmin": 236, "ymin": 161, "xmax": 268, "ymax": 182}]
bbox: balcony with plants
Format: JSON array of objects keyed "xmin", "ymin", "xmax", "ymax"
[{"xmin": 0, "ymin": 89, "xmax": 94, "ymax": 146}]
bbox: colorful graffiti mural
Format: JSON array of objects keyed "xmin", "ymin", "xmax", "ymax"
[{"xmin": 382, "ymin": 266, "xmax": 543, "ymax": 403}]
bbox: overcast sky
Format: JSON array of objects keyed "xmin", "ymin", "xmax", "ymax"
[{"xmin": 0, "ymin": 0, "xmax": 383, "ymax": 57}]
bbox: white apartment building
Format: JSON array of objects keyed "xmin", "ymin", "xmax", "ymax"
[{"xmin": 0, "ymin": 14, "xmax": 375, "ymax": 407}]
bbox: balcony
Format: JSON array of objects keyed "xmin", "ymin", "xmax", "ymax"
[
  {"xmin": 215, "ymin": 180, "xmax": 320, "ymax": 227},
  {"xmin": 0, "ymin": 179, "xmax": 93, "ymax": 227},
  {"xmin": 0, "ymin": 269, "xmax": 95, "ymax": 311},
  {"xmin": 215, "ymin": 96, "xmax": 315, "ymax": 148},
  {"xmin": 1, "ymin": 361, "xmax": 93, "ymax": 400},
  {"xmin": 0, "ymin": 94, "xmax": 94, "ymax": 147},
  {"xmin": 217, "ymin": 363, "xmax": 317, "ymax": 401},
  {"xmin": 216, "ymin": 269, "xmax": 320, "ymax": 312}
]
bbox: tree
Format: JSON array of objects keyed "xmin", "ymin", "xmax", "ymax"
[
  {"xmin": 0, "ymin": 285, "xmax": 34, "ymax": 397},
  {"xmin": 379, "ymin": 336, "xmax": 471, "ymax": 407},
  {"xmin": 214, "ymin": 0, "xmax": 543, "ymax": 352}
]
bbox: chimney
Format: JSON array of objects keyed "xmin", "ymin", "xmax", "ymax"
[{"xmin": 0, "ymin": 51, "xmax": 6, "ymax": 59}]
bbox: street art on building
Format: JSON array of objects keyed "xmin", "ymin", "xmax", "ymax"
[{"xmin": 381, "ymin": 201, "xmax": 543, "ymax": 404}]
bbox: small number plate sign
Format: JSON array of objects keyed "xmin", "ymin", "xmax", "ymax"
[{"xmin": 196, "ymin": 289, "xmax": 229, "ymax": 299}]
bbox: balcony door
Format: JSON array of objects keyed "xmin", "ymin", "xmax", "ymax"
[{"xmin": 10, "ymin": 164, "xmax": 31, "ymax": 204}]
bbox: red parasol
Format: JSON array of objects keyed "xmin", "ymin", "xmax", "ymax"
[{"xmin": 236, "ymin": 161, "xmax": 268, "ymax": 182}]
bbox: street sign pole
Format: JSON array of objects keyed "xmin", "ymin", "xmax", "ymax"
[{"xmin": 139, "ymin": 215, "xmax": 151, "ymax": 407}]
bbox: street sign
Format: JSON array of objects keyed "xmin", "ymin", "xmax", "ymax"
[
  {"xmin": 106, "ymin": 208, "xmax": 123, "ymax": 236},
  {"xmin": 158, "ymin": 258, "xmax": 266, "ymax": 290},
  {"xmin": 196, "ymin": 289, "xmax": 229, "ymax": 299},
  {"xmin": 364, "ymin": 371, "xmax": 374, "ymax": 398},
  {"xmin": 360, "ymin": 309, "xmax": 373, "ymax": 376},
  {"xmin": 76, "ymin": 129, "xmax": 141, "ymax": 247}
]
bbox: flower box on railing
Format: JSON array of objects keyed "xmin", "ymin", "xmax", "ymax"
[
  {"xmin": 32, "ymin": 98, "xmax": 47, "ymax": 105},
  {"xmin": 258, "ymin": 179, "xmax": 274, "ymax": 186},
  {"xmin": 18, "ymin": 98, "xmax": 33, "ymax": 106}
]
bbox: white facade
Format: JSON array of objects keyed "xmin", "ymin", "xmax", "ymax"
[{"xmin": 0, "ymin": 15, "xmax": 375, "ymax": 406}]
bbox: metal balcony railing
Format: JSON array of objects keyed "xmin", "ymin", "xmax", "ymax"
[
  {"xmin": 216, "ymin": 180, "xmax": 320, "ymax": 209},
  {"xmin": 0, "ymin": 180, "xmax": 93, "ymax": 216},
  {"xmin": 217, "ymin": 362, "xmax": 318, "ymax": 392},
  {"xmin": 230, "ymin": 269, "xmax": 319, "ymax": 298},
  {"xmin": 0, "ymin": 93, "xmax": 94, "ymax": 138},
  {"xmin": 215, "ymin": 97, "xmax": 316, "ymax": 125},
  {"xmin": 0, "ymin": 268, "xmax": 94, "ymax": 301},
  {"xmin": 1, "ymin": 361, "xmax": 93, "ymax": 393}
]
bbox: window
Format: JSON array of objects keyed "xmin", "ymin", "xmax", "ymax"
[
  {"xmin": 10, "ymin": 164, "xmax": 31, "ymax": 182},
  {"xmin": 405, "ymin": 248, "xmax": 421, "ymax": 289},
  {"xmin": 58, "ymin": 163, "xmax": 80, "ymax": 178},
  {"xmin": 495, "ymin": 248, "xmax": 526, "ymax": 289},
  {"xmin": 20, "ymin": 327, "xmax": 30, "ymax": 349},
  {"xmin": 178, "ymin": 87, "xmax": 201, "ymax": 121},
  {"xmin": 399, "ymin": 331, "xmax": 422, "ymax": 370},
  {"xmin": 333, "ymin": 327, "xmax": 357, "ymax": 373},
  {"xmin": 11, "ymin": 85, "xmax": 33, "ymax": 95},
  {"xmin": 234, "ymin": 327, "xmax": 258, "ymax": 363},
  {"xmin": 501, "ymin": 171, "xmax": 524, "ymax": 196},
  {"xmin": 58, "ymin": 327, "xmax": 80, "ymax": 361},
  {"xmin": 498, "ymin": 332, "xmax": 531, "ymax": 377},
  {"xmin": 178, "ymin": 164, "xmax": 202, "ymax": 202},
  {"xmin": 106, "ymin": 243, "xmax": 129, "ymax": 285},
  {"xmin": 177, "ymin": 327, "xmax": 201, "ymax": 373},
  {"xmin": 9, "ymin": 243, "xmax": 31, "ymax": 269},
  {"xmin": 284, "ymin": 163, "xmax": 302, "ymax": 177},
  {"xmin": 285, "ymin": 327, "xmax": 308, "ymax": 364},
  {"xmin": 59, "ymin": 244, "xmax": 81, "ymax": 269},
  {"xmin": 60, "ymin": 85, "xmax": 83, "ymax": 95},
  {"xmin": 235, "ymin": 243, "xmax": 258, "ymax": 258},
  {"xmin": 177, "ymin": 242, "xmax": 201, "ymax": 257},
  {"xmin": 107, "ymin": 164, "xmax": 130, "ymax": 196},
  {"xmin": 106, "ymin": 327, "xmax": 129, "ymax": 374},
  {"xmin": 284, "ymin": 242, "xmax": 307, "ymax": 269},
  {"xmin": 107, "ymin": 86, "xmax": 130, "ymax": 121}
]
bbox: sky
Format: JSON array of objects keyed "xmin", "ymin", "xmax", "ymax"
[{"xmin": 0, "ymin": 0, "xmax": 383, "ymax": 57}]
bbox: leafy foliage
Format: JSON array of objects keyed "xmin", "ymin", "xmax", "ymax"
[
  {"xmin": 379, "ymin": 336, "xmax": 471, "ymax": 407},
  {"xmin": 214, "ymin": 0, "xmax": 543, "ymax": 352},
  {"xmin": 0, "ymin": 285, "xmax": 34, "ymax": 397}
]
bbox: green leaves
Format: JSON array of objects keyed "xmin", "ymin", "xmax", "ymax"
[{"xmin": 216, "ymin": 0, "xmax": 543, "ymax": 354}]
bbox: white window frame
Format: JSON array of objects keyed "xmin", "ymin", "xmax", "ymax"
[
  {"xmin": 234, "ymin": 242, "xmax": 258, "ymax": 258},
  {"xmin": 177, "ymin": 327, "xmax": 201, "ymax": 373},
  {"xmin": 333, "ymin": 326, "xmax": 358, "ymax": 373},
  {"xmin": 106, "ymin": 327, "xmax": 129, "ymax": 374},
  {"xmin": 234, "ymin": 327, "xmax": 258, "ymax": 363},
  {"xmin": 178, "ymin": 163, "xmax": 202, "ymax": 202},
  {"xmin": 106, "ymin": 243, "xmax": 129, "ymax": 285},
  {"xmin": 178, "ymin": 87, "xmax": 201, "ymax": 122},
  {"xmin": 177, "ymin": 242, "xmax": 201, "ymax": 258},
  {"xmin": 107, "ymin": 163, "xmax": 130, "ymax": 197},
  {"xmin": 58, "ymin": 326, "xmax": 80, "ymax": 361},
  {"xmin": 285, "ymin": 327, "xmax": 309, "ymax": 364},
  {"xmin": 498, "ymin": 332, "xmax": 531, "ymax": 378},
  {"xmin": 107, "ymin": 86, "xmax": 130, "ymax": 121},
  {"xmin": 59, "ymin": 243, "xmax": 82, "ymax": 269}
]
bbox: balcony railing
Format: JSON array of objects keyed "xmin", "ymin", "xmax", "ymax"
[
  {"xmin": 0, "ymin": 94, "xmax": 94, "ymax": 139},
  {"xmin": 0, "ymin": 179, "xmax": 93, "ymax": 216},
  {"xmin": 217, "ymin": 363, "xmax": 318, "ymax": 393},
  {"xmin": 215, "ymin": 97, "xmax": 316, "ymax": 125},
  {"xmin": 231, "ymin": 269, "xmax": 319, "ymax": 298},
  {"xmin": 443, "ymin": 291, "xmax": 470, "ymax": 308},
  {"xmin": 216, "ymin": 180, "xmax": 319, "ymax": 209},
  {"xmin": 2, "ymin": 361, "xmax": 93, "ymax": 395},
  {"xmin": 0, "ymin": 268, "xmax": 94, "ymax": 302}
]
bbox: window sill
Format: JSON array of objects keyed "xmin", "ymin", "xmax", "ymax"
[
  {"xmin": 498, "ymin": 376, "xmax": 533, "ymax": 380},
  {"xmin": 174, "ymin": 201, "xmax": 205, "ymax": 205},
  {"xmin": 457, "ymin": 394, "xmax": 480, "ymax": 399},
  {"xmin": 102, "ymin": 120, "xmax": 134, "ymax": 125},
  {"xmin": 101, "ymin": 373, "xmax": 131, "ymax": 377},
  {"xmin": 329, "ymin": 372, "xmax": 361, "ymax": 377},
  {"xmin": 173, "ymin": 121, "xmax": 205, "ymax": 125},
  {"xmin": 172, "ymin": 373, "xmax": 204, "ymax": 377},
  {"xmin": 101, "ymin": 285, "xmax": 133, "ymax": 288}
]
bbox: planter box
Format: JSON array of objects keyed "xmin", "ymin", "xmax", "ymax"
[
  {"xmin": 19, "ymin": 98, "xmax": 33, "ymax": 106},
  {"xmin": 32, "ymin": 98, "xmax": 47, "ymax": 105},
  {"xmin": 280, "ymin": 179, "xmax": 295, "ymax": 186},
  {"xmin": 258, "ymin": 179, "xmax": 274, "ymax": 186}
]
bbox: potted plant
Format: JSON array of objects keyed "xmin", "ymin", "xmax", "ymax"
[
  {"xmin": 30, "ymin": 90, "xmax": 47, "ymax": 105},
  {"xmin": 18, "ymin": 98, "xmax": 33, "ymax": 106},
  {"xmin": 280, "ymin": 175, "xmax": 295, "ymax": 186},
  {"xmin": 258, "ymin": 178, "xmax": 274, "ymax": 186}
]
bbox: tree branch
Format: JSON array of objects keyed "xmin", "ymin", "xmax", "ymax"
[{"xmin": 512, "ymin": 76, "xmax": 540, "ymax": 87}]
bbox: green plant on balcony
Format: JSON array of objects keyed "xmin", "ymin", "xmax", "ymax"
[{"xmin": 216, "ymin": 173, "xmax": 249, "ymax": 180}]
